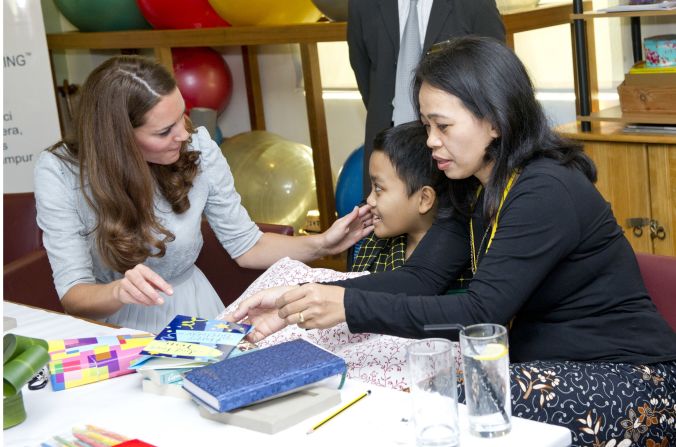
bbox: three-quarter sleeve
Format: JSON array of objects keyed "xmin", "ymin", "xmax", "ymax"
[
  {"xmin": 34, "ymin": 151, "xmax": 96, "ymax": 298},
  {"xmin": 194, "ymin": 127, "xmax": 262, "ymax": 259}
]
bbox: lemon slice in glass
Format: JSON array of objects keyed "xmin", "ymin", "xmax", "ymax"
[{"xmin": 473, "ymin": 343, "xmax": 508, "ymax": 361}]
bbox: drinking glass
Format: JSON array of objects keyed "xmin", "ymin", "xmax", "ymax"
[
  {"xmin": 459, "ymin": 323, "xmax": 511, "ymax": 438},
  {"xmin": 406, "ymin": 338, "xmax": 459, "ymax": 447}
]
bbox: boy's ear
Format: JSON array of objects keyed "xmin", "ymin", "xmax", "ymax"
[{"xmin": 418, "ymin": 186, "xmax": 436, "ymax": 215}]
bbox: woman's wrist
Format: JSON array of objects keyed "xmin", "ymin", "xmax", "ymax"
[
  {"xmin": 111, "ymin": 280, "xmax": 124, "ymax": 305},
  {"xmin": 313, "ymin": 233, "xmax": 331, "ymax": 258}
]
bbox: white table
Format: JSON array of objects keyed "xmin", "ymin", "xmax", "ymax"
[{"xmin": 2, "ymin": 302, "xmax": 571, "ymax": 447}]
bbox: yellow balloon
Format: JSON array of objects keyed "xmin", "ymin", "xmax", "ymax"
[
  {"xmin": 221, "ymin": 131, "xmax": 317, "ymax": 233},
  {"xmin": 208, "ymin": 0, "xmax": 321, "ymax": 26}
]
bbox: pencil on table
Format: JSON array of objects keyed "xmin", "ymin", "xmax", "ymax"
[{"xmin": 307, "ymin": 390, "xmax": 371, "ymax": 434}]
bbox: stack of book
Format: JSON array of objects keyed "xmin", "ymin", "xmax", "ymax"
[
  {"xmin": 132, "ymin": 315, "xmax": 255, "ymax": 399},
  {"xmin": 182, "ymin": 339, "xmax": 347, "ymax": 433}
]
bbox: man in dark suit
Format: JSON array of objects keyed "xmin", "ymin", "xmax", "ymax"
[{"xmin": 348, "ymin": 0, "xmax": 505, "ymax": 193}]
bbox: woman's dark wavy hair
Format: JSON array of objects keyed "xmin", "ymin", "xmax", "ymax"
[{"xmin": 413, "ymin": 36, "xmax": 596, "ymax": 220}]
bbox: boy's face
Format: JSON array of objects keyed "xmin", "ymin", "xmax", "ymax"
[{"xmin": 366, "ymin": 151, "xmax": 424, "ymax": 239}]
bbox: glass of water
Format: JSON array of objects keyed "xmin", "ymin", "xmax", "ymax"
[
  {"xmin": 406, "ymin": 338, "xmax": 459, "ymax": 447},
  {"xmin": 459, "ymin": 323, "xmax": 511, "ymax": 438}
]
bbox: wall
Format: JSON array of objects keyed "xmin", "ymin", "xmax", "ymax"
[
  {"xmin": 41, "ymin": 2, "xmax": 366, "ymax": 182},
  {"xmin": 34, "ymin": 0, "xmax": 675, "ymax": 192}
]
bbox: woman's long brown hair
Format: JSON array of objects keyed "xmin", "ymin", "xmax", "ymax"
[{"xmin": 50, "ymin": 55, "xmax": 200, "ymax": 273}]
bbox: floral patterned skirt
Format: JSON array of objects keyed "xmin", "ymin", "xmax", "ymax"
[{"xmin": 457, "ymin": 360, "xmax": 676, "ymax": 447}]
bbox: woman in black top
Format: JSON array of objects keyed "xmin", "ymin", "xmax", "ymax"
[{"xmin": 230, "ymin": 37, "xmax": 676, "ymax": 445}]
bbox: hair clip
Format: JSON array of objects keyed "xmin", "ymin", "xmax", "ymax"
[{"xmin": 426, "ymin": 39, "xmax": 454, "ymax": 55}]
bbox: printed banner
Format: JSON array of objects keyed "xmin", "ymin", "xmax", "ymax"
[{"xmin": 3, "ymin": 0, "xmax": 61, "ymax": 192}]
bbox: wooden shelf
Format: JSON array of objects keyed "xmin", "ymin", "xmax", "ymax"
[
  {"xmin": 571, "ymin": 9, "xmax": 676, "ymax": 20},
  {"xmin": 567, "ymin": 3, "xmax": 676, "ymax": 255},
  {"xmin": 47, "ymin": 22, "xmax": 347, "ymax": 49},
  {"xmin": 578, "ymin": 106, "xmax": 676, "ymax": 125},
  {"xmin": 46, "ymin": 2, "xmax": 582, "ymax": 50},
  {"xmin": 558, "ymin": 120, "xmax": 676, "ymax": 144},
  {"xmin": 502, "ymin": 1, "xmax": 590, "ymax": 32},
  {"xmin": 45, "ymin": 1, "xmax": 585, "ymax": 231},
  {"xmin": 570, "ymin": 0, "xmax": 676, "ymax": 133}
]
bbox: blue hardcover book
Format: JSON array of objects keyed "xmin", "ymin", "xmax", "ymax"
[{"xmin": 182, "ymin": 339, "xmax": 347, "ymax": 412}]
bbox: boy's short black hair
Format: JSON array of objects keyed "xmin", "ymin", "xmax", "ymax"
[{"xmin": 372, "ymin": 121, "xmax": 446, "ymax": 197}]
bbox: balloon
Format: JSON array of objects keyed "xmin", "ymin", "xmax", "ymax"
[
  {"xmin": 54, "ymin": 0, "xmax": 151, "ymax": 32},
  {"xmin": 221, "ymin": 131, "xmax": 317, "ymax": 233},
  {"xmin": 207, "ymin": 0, "xmax": 321, "ymax": 26},
  {"xmin": 172, "ymin": 47, "xmax": 233, "ymax": 115},
  {"xmin": 136, "ymin": 0, "xmax": 230, "ymax": 29},
  {"xmin": 311, "ymin": 0, "xmax": 348, "ymax": 22},
  {"xmin": 335, "ymin": 145, "xmax": 364, "ymax": 218}
]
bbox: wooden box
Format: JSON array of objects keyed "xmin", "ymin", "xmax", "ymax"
[{"xmin": 618, "ymin": 72, "xmax": 676, "ymax": 115}]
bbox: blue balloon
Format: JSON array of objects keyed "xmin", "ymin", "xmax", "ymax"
[
  {"xmin": 214, "ymin": 126, "xmax": 224, "ymax": 145},
  {"xmin": 335, "ymin": 145, "xmax": 364, "ymax": 217}
]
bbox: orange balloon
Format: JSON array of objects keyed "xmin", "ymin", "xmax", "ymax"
[{"xmin": 208, "ymin": 0, "xmax": 321, "ymax": 26}]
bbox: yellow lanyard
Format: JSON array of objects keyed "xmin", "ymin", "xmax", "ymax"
[{"xmin": 470, "ymin": 172, "xmax": 518, "ymax": 274}]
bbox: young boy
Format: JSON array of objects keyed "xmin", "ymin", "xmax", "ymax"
[{"xmin": 351, "ymin": 121, "xmax": 446, "ymax": 273}]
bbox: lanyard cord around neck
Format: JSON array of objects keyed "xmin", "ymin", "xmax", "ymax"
[{"xmin": 470, "ymin": 171, "xmax": 519, "ymax": 274}]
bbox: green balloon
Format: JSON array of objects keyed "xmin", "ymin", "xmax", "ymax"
[
  {"xmin": 221, "ymin": 131, "xmax": 318, "ymax": 234},
  {"xmin": 54, "ymin": 0, "xmax": 151, "ymax": 32}
]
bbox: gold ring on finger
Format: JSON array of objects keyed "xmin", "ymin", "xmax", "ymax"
[{"xmin": 299, "ymin": 311, "xmax": 305, "ymax": 324}]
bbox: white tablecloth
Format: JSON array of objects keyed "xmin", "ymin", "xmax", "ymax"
[{"xmin": 2, "ymin": 302, "xmax": 571, "ymax": 447}]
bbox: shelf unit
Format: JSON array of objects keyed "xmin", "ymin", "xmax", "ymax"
[
  {"xmin": 570, "ymin": 3, "xmax": 676, "ymax": 128},
  {"xmin": 563, "ymin": 6, "xmax": 675, "ymax": 254},
  {"xmin": 46, "ymin": 2, "xmax": 583, "ymax": 232}
]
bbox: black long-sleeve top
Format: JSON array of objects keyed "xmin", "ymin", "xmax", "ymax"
[{"xmin": 334, "ymin": 158, "xmax": 676, "ymax": 364}]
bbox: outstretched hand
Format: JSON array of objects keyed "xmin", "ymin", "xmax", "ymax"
[
  {"xmin": 276, "ymin": 283, "xmax": 347, "ymax": 330},
  {"xmin": 320, "ymin": 204, "xmax": 373, "ymax": 255},
  {"xmin": 222, "ymin": 285, "xmax": 296, "ymax": 342}
]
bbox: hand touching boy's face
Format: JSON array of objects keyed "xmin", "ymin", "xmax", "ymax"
[{"xmin": 366, "ymin": 151, "xmax": 424, "ymax": 239}]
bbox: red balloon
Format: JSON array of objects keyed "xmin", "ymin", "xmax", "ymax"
[
  {"xmin": 172, "ymin": 47, "xmax": 233, "ymax": 114},
  {"xmin": 136, "ymin": 0, "xmax": 229, "ymax": 29}
]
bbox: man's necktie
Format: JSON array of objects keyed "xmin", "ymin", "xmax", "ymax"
[{"xmin": 392, "ymin": 0, "xmax": 422, "ymax": 125}]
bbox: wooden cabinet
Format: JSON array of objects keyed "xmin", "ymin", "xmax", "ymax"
[
  {"xmin": 46, "ymin": 2, "xmax": 584, "ymax": 232},
  {"xmin": 564, "ymin": 3, "xmax": 676, "ymax": 254},
  {"xmin": 558, "ymin": 122, "xmax": 676, "ymax": 255}
]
